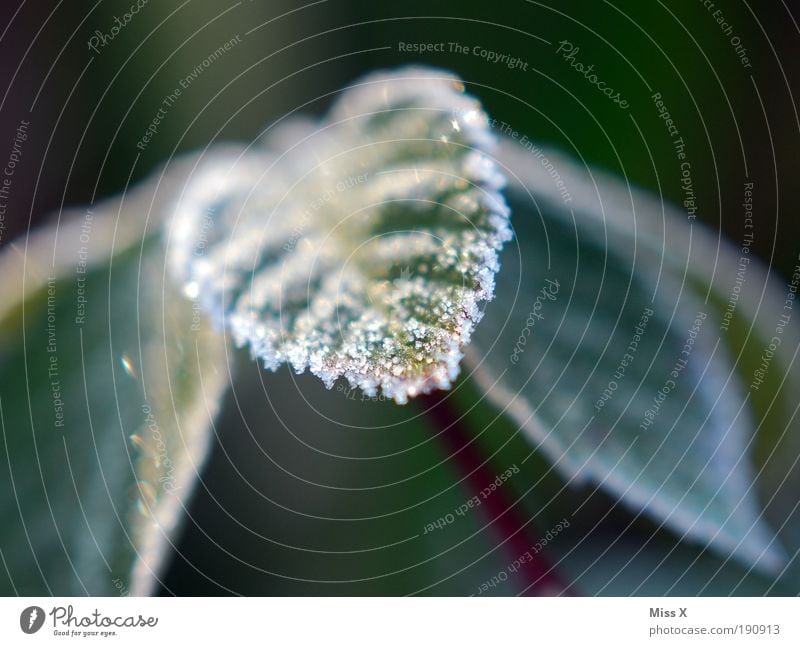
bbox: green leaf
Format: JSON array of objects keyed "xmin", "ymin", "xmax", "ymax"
[
  {"xmin": 165, "ymin": 67, "xmax": 511, "ymax": 404},
  {"xmin": 466, "ymin": 138, "xmax": 789, "ymax": 575},
  {"xmin": 0, "ymin": 193, "xmax": 228, "ymax": 595},
  {"xmin": 551, "ymin": 533, "xmax": 793, "ymax": 596}
]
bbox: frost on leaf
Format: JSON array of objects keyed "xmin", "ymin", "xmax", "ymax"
[{"xmin": 166, "ymin": 67, "xmax": 511, "ymax": 403}]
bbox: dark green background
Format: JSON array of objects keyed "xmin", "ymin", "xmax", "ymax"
[{"xmin": 2, "ymin": 0, "xmax": 797, "ymax": 276}]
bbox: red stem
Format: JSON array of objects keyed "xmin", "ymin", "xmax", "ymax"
[{"xmin": 421, "ymin": 389, "xmax": 572, "ymax": 596}]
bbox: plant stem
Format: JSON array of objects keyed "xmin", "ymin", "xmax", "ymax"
[{"xmin": 421, "ymin": 389, "xmax": 572, "ymax": 596}]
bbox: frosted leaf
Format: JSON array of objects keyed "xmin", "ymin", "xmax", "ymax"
[{"xmin": 166, "ymin": 67, "xmax": 511, "ymax": 403}]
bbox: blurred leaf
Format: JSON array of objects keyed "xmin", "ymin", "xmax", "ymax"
[
  {"xmin": 0, "ymin": 186, "xmax": 228, "ymax": 595},
  {"xmin": 713, "ymin": 254, "xmax": 800, "ymax": 573},
  {"xmin": 551, "ymin": 532, "xmax": 793, "ymax": 596},
  {"xmin": 166, "ymin": 67, "xmax": 511, "ymax": 404},
  {"xmin": 465, "ymin": 137, "xmax": 791, "ymax": 576}
]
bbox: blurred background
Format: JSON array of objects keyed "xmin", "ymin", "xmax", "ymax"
[{"xmin": 0, "ymin": 0, "xmax": 798, "ymax": 595}]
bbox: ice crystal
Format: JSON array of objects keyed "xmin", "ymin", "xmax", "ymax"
[{"xmin": 166, "ymin": 67, "xmax": 511, "ymax": 403}]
